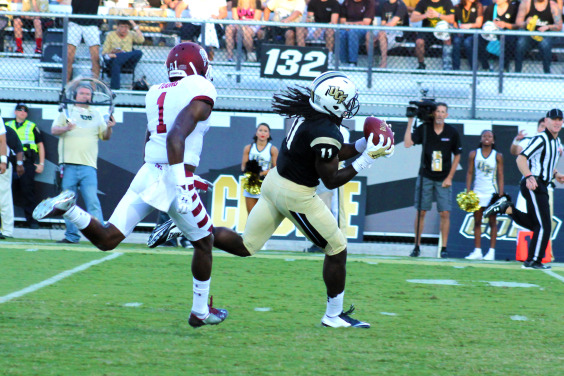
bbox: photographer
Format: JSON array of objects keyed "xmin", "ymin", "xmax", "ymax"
[
  {"xmin": 5, "ymin": 103, "xmax": 45, "ymax": 229},
  {"xmin": 404, "ymin": 101, "xmax": 462, "ymax": 258}
]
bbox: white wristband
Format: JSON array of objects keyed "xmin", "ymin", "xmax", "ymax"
[
  {"xmin": 512, "ymin": 138, "xmax": 521, "ymax": 146},
  {"xmin": 17, "ymin": 160, "xmax": 23, "ymax": 166},
  {"xmin": 170, "ymin": 163, "xmax": 186, "ymax": 186},
  {"xmin": 0, "ymin": 155, "xmax": 7, "ymax": 164},
  {"xmin": 352, "ymin": 153, "xmax": 373, "ymax": 172}
]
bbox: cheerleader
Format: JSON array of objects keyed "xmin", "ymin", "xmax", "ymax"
[
  {"xmin": 241, "ymin": 123, "xmax": 278, "ymax": 214},
  {"xmin": 465, "ymin": 130, "xmax": 504, "ymax": 260}
]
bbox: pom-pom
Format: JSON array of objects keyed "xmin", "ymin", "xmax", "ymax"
[
  {"xmin": 456, "ymin": 190, "xmax": 481, "ymax": 212},
  {"xmin": 242, "ymin": 172, "xmax": 262, "ymax": 195}
]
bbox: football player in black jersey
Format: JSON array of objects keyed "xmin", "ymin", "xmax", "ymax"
[{"xmin": 149, "ymin": 71, "xmax": 394, "ymax": 328}]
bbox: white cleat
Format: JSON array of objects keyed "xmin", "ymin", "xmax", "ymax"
[
  {"xmin": 32, "ymin": 190, "xmax": 76, "ymax": 221},
  {"xmin": 465, "ymin": 249, "xmax": 483, "ymax": 260},
  {"xmin": 321, "ymin": 305, "xmax": 370, "ymax": 328}
]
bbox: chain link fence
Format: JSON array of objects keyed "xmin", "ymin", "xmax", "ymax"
[{"xmin": 0, "ymin": 10, "xmax": 562, "ymax": 120}]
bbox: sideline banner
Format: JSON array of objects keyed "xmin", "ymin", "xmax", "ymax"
[{"xmin": 202, "ymin": 166, "xmax": 367, "ymax": 243}]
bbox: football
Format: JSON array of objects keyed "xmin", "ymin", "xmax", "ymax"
[{"xmin": 363, "ymin": 116, "xmax": 394, "ymax": 146}]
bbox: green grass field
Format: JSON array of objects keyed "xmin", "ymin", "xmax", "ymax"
[{"xmin": 1, "ymin": 240, "xmax": 563, "ymax": 375}]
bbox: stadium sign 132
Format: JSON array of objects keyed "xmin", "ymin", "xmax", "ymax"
[{"xmin": 259, "ymin": 44, "xmax": 328, "ymax": 80}]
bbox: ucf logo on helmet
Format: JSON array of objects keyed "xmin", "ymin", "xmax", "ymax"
[{"xmin": 326, "ymin": 86, "xmax": 348, "ymax": 104}]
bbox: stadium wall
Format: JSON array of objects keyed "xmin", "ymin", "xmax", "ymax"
[{"xmin": 4, "ymin": 103, "xmax": 564, "ymax": 259}]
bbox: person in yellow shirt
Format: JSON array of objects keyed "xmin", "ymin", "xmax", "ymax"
[
  {"xmin": 102, "ymin": 20, "xmax": 145, "ymax": 89},
  {"xmin": 50, "ymin": 84, "xmax": 116, "ymax": 243}
]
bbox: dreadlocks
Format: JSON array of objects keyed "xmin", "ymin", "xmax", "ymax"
[{"xmin": 272, "ymin": 85, "xmax": 334, "ymax": 122}]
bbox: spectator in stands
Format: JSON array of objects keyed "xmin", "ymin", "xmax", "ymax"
[
  {"xmin": 452, "ymin": 0, "xmax": 484, "ymax": 70},
  {"xmin": 68, "ymin": 0, "xmax": 101, "ymax": 81},
  {"xmin": 13, "ymin": 0, "xmax": 50, "ymax": 54},
  {"xmin": 262, "ymin": 0, "xmax": 306, "ymax": 46},
  {"xmin": 51, "ymin": 84, "xmax": 115, "ymax": 244},
  {"xmin": 481, "ymin": 0, "xmax": 519, "ymax": 71},
  {"xmin": 514, "ymin": 0, "xmax": 562, "ymax": 74},
  {"xmin": 339, "ymin": 0, "xmax": 376, "ymax": 67},
  {"xmin": 410, "ymin": 0, "xmax": 455, "ymax": 70},
  {"xmin": 102, "ymin": 20, "xmax": 145, "ymax": 90},
  {"xmin": 175, "ymin": 0, "xmax": 228, "ymax": 60},
  {"xmin": 368, "ymin": 0, "xmax": 409, "ymax": 68},
  {"xmin": 5, "ymin": 102, "xmax": 44, "ymax": 229},
  {"xmin": 0, "ymin": 118, "xmax": 24, "ymax": 239},
  {"xmin": 225, "ymin": 0, "xmax": 263, "ymax": 62},
  {"xmin": 296, "ymin": 0, "xmax": 340, "ymax": 63}
]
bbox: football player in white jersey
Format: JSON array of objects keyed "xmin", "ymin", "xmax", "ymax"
[{"xmin": 33, "ymin": 42, "xmax": 228, "ymax": 328}]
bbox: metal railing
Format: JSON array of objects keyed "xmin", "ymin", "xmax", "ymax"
[{"xmin": 0, "ymin": 10, "xmax": 563, "ymax": 120}]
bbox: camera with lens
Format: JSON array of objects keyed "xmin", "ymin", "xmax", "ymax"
[{"xmin": 406, "ymin": 90, "xmax": 437, "ymax": 123}]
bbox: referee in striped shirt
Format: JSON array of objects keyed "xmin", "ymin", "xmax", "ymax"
[{"xmin": 484, "ymin": 108, "xmax": 564, "ymax": 269}]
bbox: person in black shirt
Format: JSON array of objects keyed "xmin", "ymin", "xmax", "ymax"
[
  {"xmin": 404, "ymin": 102, "xmax": 462, "ymax": 258},
  {"xmin": 514, "ymin": 0, "xmax": 562, "ymax": 74},
  {"xmin": 411, "ymin": 0, "xmax": 455, "ymax": 70},
  {"xmin": 369, "ymin": 0, "xmax": 409, "ymax": 68},
  {"xmin": 452, "ymin": 0, "xmax": 484, "ymax": 70},
  {"xmin": 484, "ymin": 108, "xmax": 564, "ymax": 269},
  {"xmin": 68, "ymin": 0, "xmax": 102, "ymax": 81},
  {"xmin": 209, "ymin": 71, "xmax": 393, "ymax": 328},
  {"xmin": 339, "ymin": 0, "xmax": 376, "ymax": 66},
  {"xmin": 296, "ymin": 0, "xmax": 340, "ymax": 62},
  {"xmin": 481, "ymin": 0, "xmax": 520, "ymax": 71}
]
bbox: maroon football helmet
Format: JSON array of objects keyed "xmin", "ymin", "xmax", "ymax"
[{"xmin": 165, "ymin": 42, "xmax": 212, "ymax": 82}]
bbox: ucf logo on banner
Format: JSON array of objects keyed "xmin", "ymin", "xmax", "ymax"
[{"xmin": 203, "ymin": 169, "xmax": 367, "ymax": 243}]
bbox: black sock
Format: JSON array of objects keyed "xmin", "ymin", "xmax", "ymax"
[{"xmin": 441, "ymin": 246, "xmax": 447, "ymax": 252}]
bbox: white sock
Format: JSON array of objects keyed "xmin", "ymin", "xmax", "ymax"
[
  {"xmin": 192, "ymin": 277, "xmax": 210, "ymax": 318},
  {"xmin": 474, "ymin": 248, "xmax": 481, "ymax": 253},
  {"xmin": 63, "ymin": 206, "xmax": 91, "ymax": 230},
  {"xmin": 488, "ymin": 248, "xmax": 495, "ymax": 253},
  {"xmin": 325, "ymin": 291, "xmax": 344, "ymax": 318}
]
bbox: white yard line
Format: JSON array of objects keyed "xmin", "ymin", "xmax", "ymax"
[
  {"xmin": 0, "ymin": 252, "xmax": 123, "ymax": 304},
  {"xmin": 543, "ymin": 270, "xmax": 564, "ymax": 283}
]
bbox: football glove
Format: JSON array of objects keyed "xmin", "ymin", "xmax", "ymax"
[
  {"xmin": 176, "ymin": 184, "xmax": 194, "ymax": 215},
  {"xmin": 367, "ymin": 133, "xmax": 393, "ymax": 159},
  {"xmin": 352, "ymin": 134, "xmax": 393, "ymax": 172},
  {"xmin": 171, "ymin": 163, "xmax": 195, "ymax": 215}
]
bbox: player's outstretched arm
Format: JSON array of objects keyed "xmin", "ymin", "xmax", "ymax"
[{"xmin": 316, "ymin": 156, "xmax": 359, "ymax": 190}]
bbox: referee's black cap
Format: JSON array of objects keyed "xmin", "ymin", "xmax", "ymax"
[{"xmin": 546, "ymin": 108, "xmax": 563, "ymax": 119}]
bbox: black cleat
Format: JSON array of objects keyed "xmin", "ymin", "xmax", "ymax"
[
  {"xmin": 147, "ymin": 219, "xmax": 182, "ymax": 248},
  {"xmin": 321, "ymin": 305, "xmax": 370, "ymax": 328},
  {"xmin": 522, "ymin": 260, "xmax": 551, "ymax": 270},
  {"xmin": 484, "ymin": 196, "xmax": 510, "ymax": 218},
  {"xmin": 410, "ymin": 246, "xmax": 420, "ymax": 257},
  {"xmin": 188, "ymin": 296, "xmax": 228, "ymax": 328}
]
